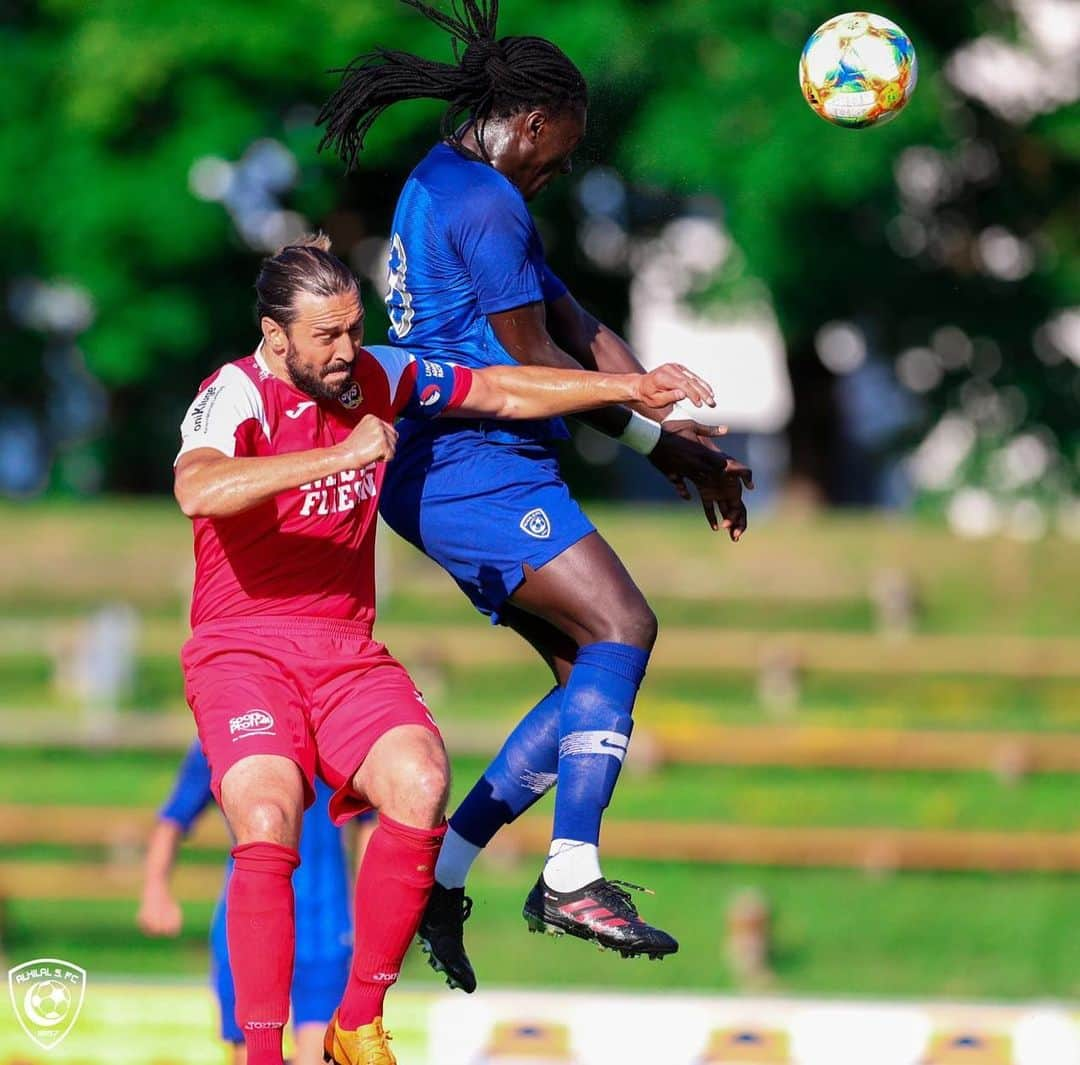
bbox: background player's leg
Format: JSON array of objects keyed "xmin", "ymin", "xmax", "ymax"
[
  {"xmin": 511, "ymin": 531, "xmax": 655, "ymax": 892},
  {"xmin": 336, "ymin": 725, "xmax": 448, "ymax": 1030},
  {"xmin": 291, "ymin": 952, "xmax": 349, "ymax": 1065},
  {"xmin": 211, "ymin": 895, "xmax": 247, "ymax": 1065},
  {"xmin": 436, "ymin": 607, "xmax": 578, "ymax": 889},
  {"xmin": 220, "ymin": 755, "xmax": 305, "ymax": 1065},
  {"xmin": 293, "ymin": 1024, "xmax": 329, "ymax": 1065},
  {"xmin": 421, "ymin": 612, "xmax": 575, "ymax": 992}
]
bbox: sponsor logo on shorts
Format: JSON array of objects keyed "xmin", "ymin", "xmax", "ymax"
[
  {"xmin": 339, "ymin": 382, "xmax": 363, "ymax": 410},
  {"xmin": 229, "ymin": 709, "xmax": 276, "ymax": 740},
  {"xmin": 419, "ymin": 384, "xmax": 442, "ymax": 407},
  {"xmin": 520, "ymin": 507, "xmax": 552, "ymax": 540}
]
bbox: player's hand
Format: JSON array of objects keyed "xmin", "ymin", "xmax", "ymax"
[
  {"xmin": 137, "ymin": 889, "xmax": 183, "ymax": 937},
  {"xmin": 649, "ymin": 426, "xmax": 754, "ymax": 542},
  {"xmin": 633, "ymin": 364, "xmax": 717, "ymax": 412},
  {"xmin": 337, "ymin": 415, "xmax": 398, "ymax": 468}
]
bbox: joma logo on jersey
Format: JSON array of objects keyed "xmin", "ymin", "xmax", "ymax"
[
  {"xmin": 299, "ymin": 466, "xmax": 377, "ymax": 517},
  {"xmin": 520, "ymin": 508, "xmax": 552, "ymax": 539},
  {"xmin": 229, "ymin": 710, "xmax": 275, "ymax": 739}
]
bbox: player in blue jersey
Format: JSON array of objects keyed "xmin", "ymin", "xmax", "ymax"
[
  {"xmin": 319, "ymin": 0, "xmax": 752, "ymax": 989},
  {"xmin": 137, "ymin": 740, "xmax": 363, "ymax": 1065}
]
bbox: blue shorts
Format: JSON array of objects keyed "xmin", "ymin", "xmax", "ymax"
[
  {"xmin": 211, "ymin": 899, "xmax": 349, "ymax": 1043},
  {"xmin": 381, "ymin": 429, "xmax": 596, "ymax": 623}
]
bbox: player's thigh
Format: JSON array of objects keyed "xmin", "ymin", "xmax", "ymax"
[
  {"xmin": 182, "ymin": 638, "xmax": 316, "ymax": 837},
  {"xmin": 499, "ymin": 603, "xmax": 579, "ymax": 687},
  {"xmin": 352, "ymin": 724, "xmax": 450, "ymax": 827},
  {"xmin": 510, "ymin": 531, "xmax": 657, "ymax": 650},
  {"xmin": 220, "ymin": 755, "xmax": 306, "ymax": 846},
  {"xmin": 313, "ymin": 649, "xmax": 447, "ymax": 826}
]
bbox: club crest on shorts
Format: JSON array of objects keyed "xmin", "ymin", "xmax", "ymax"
[
  {"xmin": 8, "ymin": 958, "xmax": 87, "ymax": 1052},
  {"xmin": 520, "ymin": 508, "xmax": 552, "ymax": 540},
  {"xmin": 229, "ymin": 709, "xmax": 276, "ymax": 740},
  {"xmin": 339, "ymin": 382, "xmax": 363, "ymax": 410}
]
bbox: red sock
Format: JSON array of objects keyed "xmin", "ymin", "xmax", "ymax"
[
  {"xmin": 227, "ymin": 842, "xmax": 300, "ymax": 1065},
  {"xmin": 338, "ymin": 815, "xmax": 446, "ymax": 1029}
]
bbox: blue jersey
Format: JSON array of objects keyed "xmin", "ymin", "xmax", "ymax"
[
  {"xmin": 159, "ymin": 740, "xmax": 352, "ymax": 963},
  {"xmin": 386, "ymin": 141, "xmax": 569, "ymax": 448}
]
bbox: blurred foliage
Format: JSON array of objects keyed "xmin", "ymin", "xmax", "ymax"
[{"xmin": 0, "ymin": 0, "xmax": 1077, "ymax": 502}]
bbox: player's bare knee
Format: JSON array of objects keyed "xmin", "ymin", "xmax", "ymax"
[
  {"xmin": 597, "ymin": 597, "xmax": 657, "ymax": 651},
  {"xmin": 407, "ymin": 751, "xmax": 451, "ymax": 822},
  {"xmin": 383, "ymin": 751, "xmax": 449, "ymax": 827},
  {"xmin": 235, "ymin": 797, "xmax": 301, "ymax": 846}
]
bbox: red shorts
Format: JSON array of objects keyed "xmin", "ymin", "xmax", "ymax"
[{"xmin": 181, "ymin": 616, "xmax": 440, "ymax": 824}]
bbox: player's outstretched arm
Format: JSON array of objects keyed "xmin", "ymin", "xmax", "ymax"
[
  {"xmin": 451, "ymin": 363, "xmax": 716, "ymax": 423},
  {"xmin": 174, "ymin": 416, "xmax": 397, "ymax": 519}
]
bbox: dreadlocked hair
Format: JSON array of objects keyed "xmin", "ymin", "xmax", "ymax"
[{"xmin": 317, "ymin": 0, "xmax": 588, "ymax": 170}]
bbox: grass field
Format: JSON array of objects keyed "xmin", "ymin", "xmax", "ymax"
[
  {"xmin": 0, "ymin": 983, "xmax": 431, "ymax": 1065},
  {"xmin": 3, "ymin": 747, "xmax": 1079, "ymax": 999},
  {"xmin": 2, "ymin": 501, "xmax": 1079, "ymax": 1007}
]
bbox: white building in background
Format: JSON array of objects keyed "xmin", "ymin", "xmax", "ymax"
[{"xmin": 626, "ymin": 216, "xmax": 794, "ymax": 500}]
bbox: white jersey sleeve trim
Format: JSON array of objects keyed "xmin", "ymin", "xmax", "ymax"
[
  {"xmin": 364, "ymin": 345, "xmax": 417, "ymax": 405},
  {"xmin": 176, "ymin": 363, "xmax": 269, "ymax": 463}
]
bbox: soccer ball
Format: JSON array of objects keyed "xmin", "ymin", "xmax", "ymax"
[
  {"xmin": 799, "ymin": 12, "xmax": 918, "ymax": 128},
  {"xmin": 29, "ymin": 980, "xmax": 71, "ymax": 1024}
]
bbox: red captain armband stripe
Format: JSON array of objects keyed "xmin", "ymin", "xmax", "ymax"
[{"xmin": 445, "ymin": 365, "xmax": 474, "ymax": 411}]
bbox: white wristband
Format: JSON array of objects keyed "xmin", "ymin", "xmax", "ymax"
[{"xmin": 618, "ymin": 411, "xmax": 663, "ymax": 455}]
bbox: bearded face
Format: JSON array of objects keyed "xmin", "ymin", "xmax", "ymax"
[{"xmin": 284, "ymin": 341, "xmax": 353, "ymax": 402}]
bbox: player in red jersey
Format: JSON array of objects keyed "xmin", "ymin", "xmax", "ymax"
[{"xmin": 174, "ymin": 234, "xmax": 716, "ymax": 1065}]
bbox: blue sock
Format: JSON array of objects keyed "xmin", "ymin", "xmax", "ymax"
[
  {"xmin": 551, "ymin": 642, "xmax": 649, "ymax": 847},
  {"xmin": 449, "ymin": 686, "xmax": 563, "ymax": 848}
]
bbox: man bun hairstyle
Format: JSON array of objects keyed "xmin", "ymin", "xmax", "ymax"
[
  {"xmin": 317, "ymin": 0, "xmax": 588, "ymax": 170},
  {"xmin": 255, "ymin": 232, "xmax": 358, "ymax": 328}
]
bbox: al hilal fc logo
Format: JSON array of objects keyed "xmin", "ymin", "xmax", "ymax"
[
  {"xmin": 8, "ymin": 959, "xmax": 86, "ymax": 1052},
  {"xmin": 520, "ymin": 508, "xmax": 552, "ymax": 539}
]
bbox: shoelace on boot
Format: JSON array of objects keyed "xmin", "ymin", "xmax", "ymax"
[{"xmin": 593, "ymin": 879, "xmax": 656, "ymax": 918}]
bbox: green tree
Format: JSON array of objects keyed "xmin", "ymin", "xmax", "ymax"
[{"xmin": 1, "ymin": 0, "xmax": 1076, "ymax": 513}]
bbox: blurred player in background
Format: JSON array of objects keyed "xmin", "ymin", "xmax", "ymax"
[
  {"xmin": 137, "ymin": 738, "xmax": 371, "ymax": 1065},
  {"xmin": 173, "ymin": 234, "xmax": 712, "ymax": 1065},
  {"xmin": 318, "ymin": 0, "xmax": 753, "ymax": 993}
]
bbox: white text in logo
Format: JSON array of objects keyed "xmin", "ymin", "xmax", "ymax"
[{"xmin": 229, "ymin": 710, "xmax": 275, "ymax": 740}]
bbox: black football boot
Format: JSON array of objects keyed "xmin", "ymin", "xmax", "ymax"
[
  {"xmin": 522, "ymin": 876, "xmax": 679, "ymax": 960},
  {"xmin": 417, "ymin": 883, "xmax": 478, "ymax": 993}
]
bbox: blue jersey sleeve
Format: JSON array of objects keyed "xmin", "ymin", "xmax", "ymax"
[
  {"xmin": 542, "ymin": 266, "xmax": 568, "ymax": 304},
  {"xmin": 158, "ymin": 739, "xmax": 214, "ymax": 834},
  {"xmin": 449, "ymin": 182, "xmax": 548, "ymax": 316}
]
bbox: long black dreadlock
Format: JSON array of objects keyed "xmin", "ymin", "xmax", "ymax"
[{"xmin": 317, "ymin": 0, "xmax": 588, "ymax": 170}]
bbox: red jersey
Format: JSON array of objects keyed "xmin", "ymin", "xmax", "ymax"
[{"xmin": 177, "ymin": 344, "xmax": 472, "ymax": 628}]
